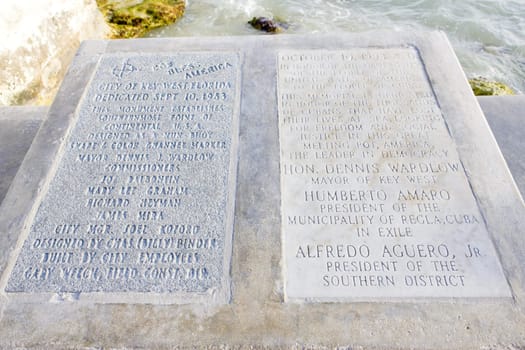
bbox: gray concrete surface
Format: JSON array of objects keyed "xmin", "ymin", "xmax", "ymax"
[
  {"xmin": 0, "ymin": 106, "xmax": 47, "ymax": 204},
  {"xmin": 478, "ymin": 95, "xmax": 525, "ymax": 198}
]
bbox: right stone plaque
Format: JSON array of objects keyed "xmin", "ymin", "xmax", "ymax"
[{"xmin": 278, "ymin": 48, "xmax": 511, "ymax": 301}]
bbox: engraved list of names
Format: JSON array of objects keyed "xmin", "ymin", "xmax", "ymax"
[
  {"xmin": 278, "ymin": 49, "xmax": 510, "ymax": 300},
  {"xmin": 6, "ymin": 53, "xmax": 239, "ymax": 299}
]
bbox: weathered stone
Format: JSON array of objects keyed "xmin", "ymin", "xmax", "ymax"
[{"xmin": 0, "ymin": 0, "xmax": 110, "ymax": 105}]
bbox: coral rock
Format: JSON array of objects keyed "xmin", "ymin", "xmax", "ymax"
[
  {"xmin": 97, "ymin": 0, "xmax": 185, "ymax": 39},
  {"xmin": 468, "ymin": 77, "xmax": 515, "ymax": 96}
]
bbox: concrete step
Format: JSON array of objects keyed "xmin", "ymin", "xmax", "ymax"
[
  {"xmin": 478, "ymin": 95, "xmax": 525, "ymax": 200},
  {"xmin": 0, "ymin": 106, "xmax": 47, "ymax": 204}
]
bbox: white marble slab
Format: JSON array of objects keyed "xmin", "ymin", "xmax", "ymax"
[{"xmin": 278, "ymin": 48, "xmax": 511, "ymax": 301}]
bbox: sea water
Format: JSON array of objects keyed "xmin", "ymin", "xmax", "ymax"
[{"xmin": 148, "ymin": 0, "xmax": 525, "ymax": 93}]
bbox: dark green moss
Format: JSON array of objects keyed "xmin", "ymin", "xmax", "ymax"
[
  {"xmin": 97, "ymin": 0, "xmax": 185, "ymax": 39},
  {"xmin": 468, "ymin": 77, "xmax": 515, "ymax": 96}
]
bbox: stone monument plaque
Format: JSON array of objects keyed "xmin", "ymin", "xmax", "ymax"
[
  {"xmin": 278, "ymin": 48, "xmax": 511, "ymax": 301},
  {"xmin": 1, "ymin": 33, "xmax": 524, "ymax": 348},
  {"xmin": 5, "ymin": 52, "xmax": 240, "ymax": 302}
]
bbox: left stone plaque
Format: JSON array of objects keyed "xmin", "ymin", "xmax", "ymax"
[{"xmin": 5, "ymin": 53, "xmax": 240, "ymax": 303}]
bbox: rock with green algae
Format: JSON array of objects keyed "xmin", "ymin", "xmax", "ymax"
[
  {"xmin": 468, "ymin": 77, "xmax": 515, "ymax": 96},
  {"xmin": 96, "ymin": 0, "xmax": 185, "ymax": 39}
]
